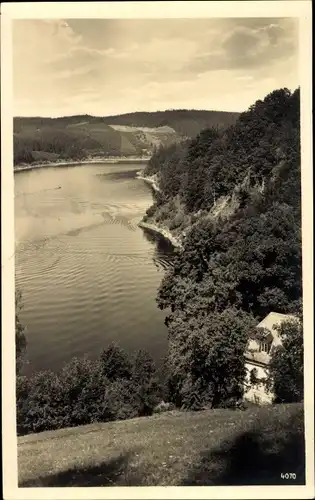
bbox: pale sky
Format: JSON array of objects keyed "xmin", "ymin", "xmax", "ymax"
[{"xmin": 13, "ymin": 18, "xmax": 299, "ymax": 117}]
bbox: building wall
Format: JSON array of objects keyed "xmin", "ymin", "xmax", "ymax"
[
  {"xmin": 247, "ymin": 338, "xmax": 260, "ymax": 351},
  {"xmin": 244, "ymin": 361, "xmax": 273, "ymax": 405}
]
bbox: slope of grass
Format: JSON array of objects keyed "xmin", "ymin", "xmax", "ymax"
[{"xmin": 18, "ymin": 403, "xmax": 304, "ymax": 487}]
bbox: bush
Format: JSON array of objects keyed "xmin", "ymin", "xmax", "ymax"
[
  {"xmin": 218, "ymin": 397, "xmax": 245, "ymax": 410},
  {"xmin": 153, "ymin": 401, "xmax": 175, "ymax": 414}
]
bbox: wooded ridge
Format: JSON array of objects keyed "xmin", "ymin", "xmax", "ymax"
[
  {"xmin": 14, "ymin": 109, "xmax": 239, "ymax": 166},
  {"xmin": 141, "ymin": 88, "xmax": 302, "ymax": 409}
]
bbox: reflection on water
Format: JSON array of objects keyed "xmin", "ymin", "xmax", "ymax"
[
  {"xmin": 15, "ymin": 163, "xmax": 173, "ymax": 376},
  {"xmin": 96, "ymin": 170, "xmax": 139, "ymax": 181},
  {"xmin": 141, "ymin": 230, "xmax": 175, "ymax": 271}
]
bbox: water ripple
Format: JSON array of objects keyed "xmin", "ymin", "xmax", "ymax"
[{"xmin": 15, "ymin": 163, "xmax": 174, "ymax": 376}]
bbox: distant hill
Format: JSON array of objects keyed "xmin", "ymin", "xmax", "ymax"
[
  {"xmin": 100, "ymin": 109, "xmax": 240, "ymax": 137},
  {"xmin": 13, "ymin": 110, "xmax": 239, "ymax": 166}
]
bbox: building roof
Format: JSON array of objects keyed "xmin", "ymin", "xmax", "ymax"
[
  {"xmin": 256, "ymin": 312, "xmax": 297, "ymax": 346},
  {"xmin": 245, "ymin": 312, "xmax": 298, "ymax": 366},
  {"xmin": 257, "ymin": 311, "xmax": 297, "ymax": 332}
]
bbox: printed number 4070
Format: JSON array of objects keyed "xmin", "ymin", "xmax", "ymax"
[{"xmin": 281, "ymin": 472, "xmax": 296, "ymax": 480}]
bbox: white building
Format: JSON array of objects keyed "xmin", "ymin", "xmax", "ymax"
[{"xmin": 244, "ymin": 312, "xmax": 297, "ymax": 405}]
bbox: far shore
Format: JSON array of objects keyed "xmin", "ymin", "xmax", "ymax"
[{"xmin": 14, "ymin": 156, "xmax": 151, "ymax": 173}]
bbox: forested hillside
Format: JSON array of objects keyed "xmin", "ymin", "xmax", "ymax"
[
  {"xmin": 100, "ymin": 109, "xmax": 239, "ymax": 137},
  {"xmin": 142, "ymin": 88, "xmax": 302, "ymax": 409},
  {"xmin": 13, "ymin": 110, "xmax": 239, "ymax": 166}
]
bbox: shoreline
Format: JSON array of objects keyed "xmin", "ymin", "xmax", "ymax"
[
  {"xmin": 138, "ymin": 221, "xmax": 183, "ymax": 250},
  {"xmin": 14, "ymin": 156, "xmax": 150, "ymax": 173},
  {"xmin": 136, "ymin": 171, "xmax": 183, "ymax": 250},
  {"xmin": 16, "ymin": 156, "xmax": 183, "ymax": 251},
  {"xmin": 136, "ymin": 171, "xmax": 161, "ymax": 193}
]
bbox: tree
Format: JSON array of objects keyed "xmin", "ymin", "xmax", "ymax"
[
  {"xmin": 59, "ymin": 357, "xmax": 111, "ymax": 426},
  {"xmin": 18, "ymin": 370, "xmax": 64, "ymax": 434},
  {"xmin": 180, "ymin": 376, "xmax": 203, "ymax": 410},
  {"xmin": 267, "ymin": 318, "xmax": 303, "ymax": 403},
  {"xmin": 131, "ymin": 349, "xmax": 161, "ymax": 416},
  {"xmin": 100, "ymin": 343, "xmax": 132, "ymax": 381},
  {"xmin": 16, "ymin": 342, "xmax": 164, "ymax": 435},
  {"xmin": 166, "ymin": 308, "xmax": 256, "ymax": 409},
  {"xmin": 104, "ymin": 379, "xmax": 139, "ymax": 420}
]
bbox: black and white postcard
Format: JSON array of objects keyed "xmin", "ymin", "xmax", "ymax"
[{"xmin": 1, "ymin": 2, "xmax": 313, "ymax": 499}]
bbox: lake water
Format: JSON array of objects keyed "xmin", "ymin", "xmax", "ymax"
[{"xmin": 14, "ymin": 163, "xmax": 173, "ymax": 376}]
